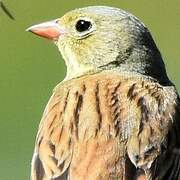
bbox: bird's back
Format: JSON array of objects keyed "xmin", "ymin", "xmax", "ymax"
[{"xmin": 31, "ymin": 71, "xmax": 180, "ymax": 180}]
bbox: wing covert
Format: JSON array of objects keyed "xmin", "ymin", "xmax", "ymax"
[{"xmin": 31, "ymin": 86, "xmax": 73, "ymax": 180}]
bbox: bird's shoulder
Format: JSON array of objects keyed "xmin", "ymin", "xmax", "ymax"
[{"xmin": 31, "ymin": 71, "xmax": 179, "ymax": 179}]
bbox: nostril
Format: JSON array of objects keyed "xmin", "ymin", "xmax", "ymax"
[{"xmin": 55, "ymin": 19, "xmax": 59, "ymax": 24}]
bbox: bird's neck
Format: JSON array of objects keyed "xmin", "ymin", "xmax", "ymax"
[
  {"xmin": 97, "ymin": 52, "xmax": 171, "ymax": 86},
  {"xmin": 64, "ymin": 53, "xmax": 170, "ymax": 86}
]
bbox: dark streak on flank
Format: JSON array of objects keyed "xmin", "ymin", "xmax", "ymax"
[
  {"xmin": 49, "ymin": 142, "xmax": 56, "ymax": 156},
  {"xmin": 111, "ymin": 82, "xmax": 121, "ymax": 136},
  {"xmin": 95, "ymin": 83, "xmax": 102, "ymax": 130},
  {"xmin": 48, "ymin": 114, "xmax": 57, "ymax": 130},
  {"xmin": 63, "ymin": 90, "xmax": 70, "ymax": 112},
  {"xmin": 58, "ymin": 160, "xmax": 65, "ymax": 171},
  {"xmin": 114, "ymin": 82, "xmax": 121, "ymax": 94},
  {"xmin": 57, "ymin": 126, "xmax": 64, "ymax": 144},
  {"xmin": 127, "ymin": 83, "xmax": 137, "ymax": 100},
  {"xmin": 74, "ymin": 93, "xmax": 83, "ymax": 139},
  {"xmin": 49, "ymin": 114, "xmax": 57, "ymax": 137},
  {"xmin": 137, "ymin": 96, "xmax": 149, "ymax": 133},
  {"xmin": 82, "ymin": 83, "xmax": 86, "ymax": 93}
]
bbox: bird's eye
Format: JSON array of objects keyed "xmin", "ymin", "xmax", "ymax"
[{"xmin": 75, "ymin": 20, "xmax": 92, "ymax": 32}]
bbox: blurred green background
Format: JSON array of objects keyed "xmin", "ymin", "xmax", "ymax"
[{"xmin": 0, "ymin": 0, "xmax": 179, "ymax": 179}]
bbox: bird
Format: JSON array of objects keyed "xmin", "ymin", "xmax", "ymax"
[{"xmin": 27, "ymin": 6, "xmax": 180, "ymax": 180}]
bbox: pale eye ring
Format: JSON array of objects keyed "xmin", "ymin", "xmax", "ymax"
[{"xmin": 75, "ymin": 19, "xmax": 92, "ymax": 32}]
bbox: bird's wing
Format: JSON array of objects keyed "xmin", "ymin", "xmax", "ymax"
[
  {"xmin": 30, "ymin": 73, "xmax": 135, "ymax": 180},
  {"xmin": 31, "ymin": 83, "xmax": 74, "ymax": 180},
  {"xmin": 151, "ymin": 96, "xmax": 180, "ymax": 179},
  {"xmin": 126, "ymin": 80, "xmax": 180, "ymax": 179},
  {"xmin": 31, "ymin": 72, "xmax": 180, "ymax": 180}
]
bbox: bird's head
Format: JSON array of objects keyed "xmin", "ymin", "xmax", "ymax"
[{"xmin": 27, "ymin": 6, "xmax": 169, "ymax": 83}]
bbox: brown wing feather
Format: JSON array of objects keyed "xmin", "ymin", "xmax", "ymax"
[
  {"xmin": 151, "ymin": 97, "xmax": 180, "ymax": 179},
  {"xmin": 31, "ymin": 87, "xmax": 74, "ymax": 179},
  {"xmin": 31, "ymin": 72, "xmax": 180, "ymax": 180},
  {"xmin": 125, "ymin": 79, "xmax": 180, "ymax": 179}
]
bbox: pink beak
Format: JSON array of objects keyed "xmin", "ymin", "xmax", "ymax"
[{"xmin": 26, "ymin": 19, "xmax": 64, "ymax": 40}]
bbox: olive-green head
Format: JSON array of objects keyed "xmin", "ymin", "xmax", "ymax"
[{"xmin": 27, "ymin": 6, "xmax": 169, "ymax": 83}]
